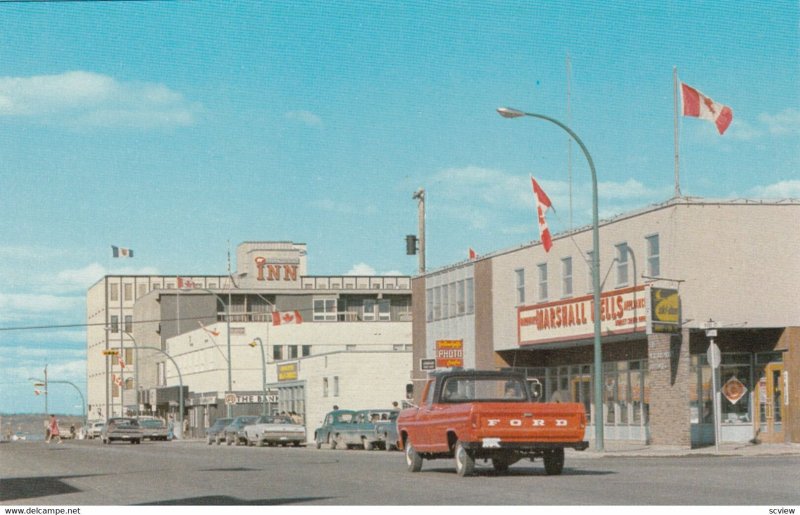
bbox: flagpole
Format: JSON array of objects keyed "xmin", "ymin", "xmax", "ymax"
[
  {"xmin": 566, "ymin": 52, "xmax": 573, "ymax": 229},
  {"xmin": 673, "ymin": 66, "xmax": 681, "ymax": 198}
]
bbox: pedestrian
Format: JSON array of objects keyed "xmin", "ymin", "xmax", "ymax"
[
  {"xmin": 332, "ymin": 405, "xmax": 339, "ymax": 410},
  {"xmin": 167, "ymin": 415, "xmax": 175, "ymax": 440},
  {"xmin": 46, "ymin": 415, "xmax": 62, "ymax": 444},
  {"xmin": 183, "ymin": 418, "xmax": 189, "ymax": 439}
]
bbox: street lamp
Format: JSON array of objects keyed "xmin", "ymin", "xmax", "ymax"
[
  {"xmin": 249, "ymin": 337, "xmax": 268, "ymax": 415},
  {"xmin": 497, "ymin": 106, "xmax": 605, "ymax": 451},
  {"xmin": 30, "ymin": 377, "xmax": 87, "ymax": 427},
  {"xmin": 137, "ymin": 345, "xmax": 184, "ymax": 439},
  {"xmin": 196, "ymin": 288, "xmax": 234, "ymax": 418}
]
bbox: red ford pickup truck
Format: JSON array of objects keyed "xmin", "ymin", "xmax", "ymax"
[{"xmin": 397, "ymin": 369, "xmax": 588, "ymax": 476}]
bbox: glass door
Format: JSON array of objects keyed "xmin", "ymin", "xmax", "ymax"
[{"xmin": 758, "ymin": 362, "xmax": 785, "ymax": 443}]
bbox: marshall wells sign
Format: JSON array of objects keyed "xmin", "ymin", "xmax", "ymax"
[{"xmin": 518, "ymin": 285, "xmax": 650, "ymax": 346}]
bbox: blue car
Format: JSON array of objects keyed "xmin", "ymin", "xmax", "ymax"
[{"xmin": 314, "ymin": 409, "xmax": 356, "ymax": 449}]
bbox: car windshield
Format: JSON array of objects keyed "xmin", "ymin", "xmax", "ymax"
[
  {"xmin": 259, "ymin": 416, "xmax": 293, "ymax": 424},
  {"xmin": 110, "ymin": 419, "xmax": 138, "ymax": 428},
  {"xmin": 236, "ymin": 417, "xmax": 258, "ymax": 426},
  {"xmin": 212, "ymin": 419, "xmax": 232, "ymax": 428},
  {"xmin": 140, "ymin": 420, "xmax": 163, "ymax": 428}
]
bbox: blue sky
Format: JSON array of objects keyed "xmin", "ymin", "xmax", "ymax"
[{"xmin": 0, "ymin": 1, "xmax": 797, "ymax": 415}]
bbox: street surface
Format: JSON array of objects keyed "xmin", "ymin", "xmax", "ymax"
[{"xmin": 1, "ymin": 440, "xmax": 799, "ymax": 505}]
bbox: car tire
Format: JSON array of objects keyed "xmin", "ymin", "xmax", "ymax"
[
  {"xmin": 315, "ymin": 439, "xmax": 322, "ymax": 449},
  {"xmin": 405, "ymin": 442, "xmax": 423, "ymax": 472},
  {"xmin": 543, "ymin": 448, "xmax": 564, "ymax": 476},
  {"xmin": 330, "ymin": 436, "xmax": 338, "ymax": 450},
  {"xmin": 454, "ymin": 441, "xmax": 475, "ymax": 477}
]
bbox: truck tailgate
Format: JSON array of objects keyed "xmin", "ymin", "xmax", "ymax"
[{"xmin": 473, "ymin": 402, "xmax": 586, "ymax": 443}]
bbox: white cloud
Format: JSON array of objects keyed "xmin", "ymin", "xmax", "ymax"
[
  {"xmin": 759, "ymin": 108, "xmax": 800, "ymax": 135},
  {"xmin": 749, "ymin": 180, "xmax": 800, "ymax": 199},
  {"xmin": 345, "ymin": 263, "xmax": 402, "ymax": 276},
  {"xmin": 285, "ymin": 110, "xmax": 323, "ymax": 128},
  {"xmin": 0, "ymin": 71, "xmax": 201, "ymax": 128}
]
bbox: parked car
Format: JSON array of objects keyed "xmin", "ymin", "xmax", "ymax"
[
  {"xmin": 100, "ymin": 417, "xmax": 143, "ymax": 445},
  {"xmin": 137, "ymin": 417, "xmax": 169, "ymax": 441},
  {"xmin": 373, "ymin": 410, "xmax": 400, "ymax": 451},
  {"xmin": 223, "ymin": 416, "xmax": 260, "ymax": 446},
  {"xmin": 314, "ymin": 409, "xmax": 355, "ymax": 449},
  {"xmin": 87, "ymin": 420, "xmax": 105, "ymax": 440},
  {"xmin": 314, "ymin": 409, "xmax": 397, "ymax": 450},
  {"xmin": 243, "ymin": 415, "xmax": 306, "ymax": 447},
  {"xmin": 206, "ymin": 417, "xmax": 233, "ymax": 445}
]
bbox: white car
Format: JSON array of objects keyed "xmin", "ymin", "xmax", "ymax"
[
  {"xmin": 244, "ymin": 415, "xmax": 306, "ymax": 447},
  {"xmin": 87, "ymin": 420, "xmax": 105, "ymax": 440}
]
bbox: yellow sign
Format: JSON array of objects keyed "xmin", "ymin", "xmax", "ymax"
[
  {"xmin": 649, "ymin": 287, "xmax": 681, "ymax": 334},
  {"xmin": 277, "ymin": 362, "xmax": 298, "ymax": 381},
  {"xmin": 436, "ymin": 340, "xmax": 464, "ymax": 368},
  {"xmin": 102, "ymin": 349, "xmax": 120, "ymax": 356}
]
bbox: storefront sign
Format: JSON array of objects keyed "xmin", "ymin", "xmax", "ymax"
[
  {"xmin": 254, "ymin": 257, "xmax": 299, "ymax": 283},
  {"xmin": 235, "ymin": 392, "xmax": 279, "ymax": 404},
  {"xmin": 647, "ymin": 287, "xmax": 681, "ymax": 334},
  {"xmin": 435, "ymin": 340, "xmax": 464, "ymax": 368},
  {"xmin": 518, "ymin": 285, "xmax": 647, "ymax": 346},
  {"xmin": 722, "ymin": 377, "xmax": 747, "ymax": 405},
  {"xmin": 278, "ymin": 362, "xmax": 299, "ymax": 381},
  {"xmin": 420, "ymin": 358, "xmax": 437, "ymax": 371}
]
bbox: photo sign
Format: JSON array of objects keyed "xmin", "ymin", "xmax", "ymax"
[
  {"xmin": 435, "ymin": 339, "xmax": 464, "ymax": 368},
  {"xmin": 518, "ymin": 285, "xmax": 647, "ymax": 346}
]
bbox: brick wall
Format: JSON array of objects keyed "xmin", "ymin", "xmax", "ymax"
[{"xmin": 647, "ymin": 329, "xmax": 691, "ymax": 446}]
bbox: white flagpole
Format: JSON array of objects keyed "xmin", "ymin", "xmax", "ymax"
[
  {"xmin": 673, "ymin": 66, "xmax": 681, "ymax": 198},
  {"xmin": 566, "ymin": 52, "xmax": 573, "ymax": 229}
]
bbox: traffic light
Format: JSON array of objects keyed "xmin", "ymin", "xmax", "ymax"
[
  {"xmin": 405, "ymin": 234, "xmax": 417, "ymax": 255},
  {"xmin": 102, "ymin": 349, "xmax": 119, "ymax": 356}
]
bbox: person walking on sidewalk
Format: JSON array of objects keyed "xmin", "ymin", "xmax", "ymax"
[{"xmin": 46, "ymin": 415, "xmax": 62, "ymax": 444}]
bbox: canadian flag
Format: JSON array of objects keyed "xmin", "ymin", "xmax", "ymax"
[
  {"xmin": 531, "ymin": 177, "xmax": 554, "ymax": 252},
  {"xmin": 177, "ymin": 277, "xmax": 196, "ymax": 289},
  {"xmin": 34, "ymin": 389, "xmax": 42, "ymax": 396},
  {"xmin": 468, "ymin": 248, "xmax": 477, "ymax": 260},
  {"xmin": 681, "ymin": 82, "xmax": 733, "ymax": 135},
  {"xmin": 198, "ymin": 321, "xmax": 220, "ymax": 337},
  {"xmin": 272, "ymin": 310, "xmax": 303, "ymax": 326},
  {"xmin": 118, "ymin": 355, "xmax": 125, "ymax": 369}
]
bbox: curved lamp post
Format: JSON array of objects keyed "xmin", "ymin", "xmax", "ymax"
[
  {"xmin": 198, "ymin": 288, "xmax": 234, "ymax": 418},
  {"xmin": 123, "ymin": 330, "xmax": 141, "ymax": 418},
  {"xmin": 29, "ymin": 377, "xmax": 87, "ymax": 427},
  {"xmin": 249, "ymin": 337, "xmax": 268, "ymax": 415},
  {"xmin": 139, "ymin": 344, "xmax": 184, "ymax": 438},
  {"xmin": 497, "ymin": 107, "xmax": 604, "ymax": 451}
]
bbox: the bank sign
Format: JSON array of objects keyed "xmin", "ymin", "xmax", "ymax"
[{"xmin": 517, "ymin": 285, "xmax": 681, "ymax": 346}]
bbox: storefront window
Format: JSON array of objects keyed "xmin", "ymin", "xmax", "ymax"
[{"xmin": 719, "ymin": 353, "xmax": 751, "ymax": 424}]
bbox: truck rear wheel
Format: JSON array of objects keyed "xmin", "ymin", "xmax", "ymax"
[
  {"xmin": 543, "ymin": 448, "xmax": 564, "ymax": 475},
  {"xmin": 405, "ymin": 442, "xmax": 423, "ymax": 472},
  {"xmin": 454, "ymin": 441, "xmax": 475, "ymax": 477}
]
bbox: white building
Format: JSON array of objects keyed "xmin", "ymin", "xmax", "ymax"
[{"xmin": 86, "ymin": 242, "xmax": 413, "ymax": 440}]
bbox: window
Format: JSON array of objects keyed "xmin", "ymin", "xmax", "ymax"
[
  {"xmin": 562, "ymin": 257, "xmax": 573, "ymax": 297},
  {"xmin": 433, "ymin": 287, "xmax": 441, "ymax": 320},
  {"xmin": 137, "ymin": 284, "xmax": 147, "ymax": 299},
  {"xmin": 426, "ymin": 289, "xmax": 434, "ymax": 322},
  {"xmin": 313, "ymin": 298, "xmax": 338, "ymax": 321},
  {"xmin": 646, "ymin": 234, "xmax": 660, "ymax": 277},
  {"xmin": 110, "ymin": 316, "xmax": 119, "ymax": 333},
  {"xmin": 448, "ymin": 283, "xmax": 456, "ymax": 318},
  {"xmin": 333, "ymin": 376, "xmax": 339, "ymax": 397},
  {"xmin": 288, "ymin": 345, "xmax": 299, "ymax": 359},
  {"xmin": 616, "ymin": 243, "xmax": 629, "ymax": 286},
  {"xmin": 124, "ymin": 315, "xmax": 132, "ymax": 334},
  {"xmin": 465, "ymin": 278, "xmax": 474, "ymax": 314},
  {"xmin": 378, "ymin": 299, "xmax": 390, "ymax": 321},
  {"xmin": 456, "ymin": 280, "xmax": 466, "ymax": 315},
  {"xmin": 515, "ymin": 269, "xmax": 525, "ymax": 305},
  {"xmin": 441, "ymin": 283, "xmax": 450, "ymax": 318},
  {"xmin": 124, "ymin": 283, "xmax": 132, "ymax": 301},
  {"xmin": 346, "ymin": 344, "xmax": 356, "ymax": 351},
  {"xmin": 110, "ymin": 283, "xmax": 119, "ymax": 302},
  {"xmin": 273, "ymin": 346, "xmax": 283, "ymax": 361},
  {"xmin": 157, "ymin": 362, "xmax": 166, "ymax": 386},
  {"xmin": 323, "ymin": 378, "xmax": 329, "ymax": 398},
  {"xmin": 537, "ymin": 264, "xmax": 548, "ymax": 301},
  {"xmin": 124, "ymin": 348, "xmax": 134, "ymax": 365},
  {"xmin": 302, "ymin": 345, "xmax": 312, "ymax": 357}
]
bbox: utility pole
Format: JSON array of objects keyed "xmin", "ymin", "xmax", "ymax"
[{"xmin": 412, "ymin": 188, "xmax": 425, "ymax": 274}]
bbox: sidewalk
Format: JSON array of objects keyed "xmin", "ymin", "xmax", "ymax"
[{"xmin": 569, "ymin": 440, "xmax": 800, "ymax": 458}]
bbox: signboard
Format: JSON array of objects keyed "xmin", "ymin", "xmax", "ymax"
[
  {"xmin": 435, "ymin": 340, "xmax": 464, "ymax": 368},
  {"xmin": 518, "ymin": 285, "xmax": 647, "ymax": 346},
  {"xmin": 707, "ymin": 342, "xmax": 721, "ymax": 368},
  {"xmin": 647, "ymin": 287, "xmax": 681, "ymax": 334},
  {"xmin": 277, "ymin": 362, "xmax": 299, "ymax": 381},
  {"xmin": 224, "ymin": 393, "xmax": 237, "ymax": 405},
  {"xmin": 722, "ymin": 376, "xmax": 747, "ymax": 405},
  {"xmin": 420, "ymin": 358, "xmax": 436, "ymax": 371}
]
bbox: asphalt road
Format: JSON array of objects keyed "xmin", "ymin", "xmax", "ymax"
[{"xmin": 1, "ymin": 439, "xmax": 799, "ymax": 506}]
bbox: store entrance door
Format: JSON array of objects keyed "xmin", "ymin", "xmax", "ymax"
[{"xmin": 758, "ymin": 362, "xmax": 785, "ymax": 443}]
